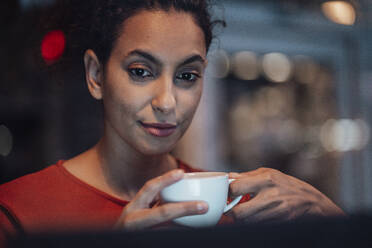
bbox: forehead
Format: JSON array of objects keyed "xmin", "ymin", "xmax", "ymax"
[{"xmin": 111, "ymin": 9, "xmax": 207, "ymax": 60}]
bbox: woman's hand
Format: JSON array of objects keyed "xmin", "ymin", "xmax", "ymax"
[
  {"xmin": 115, "ymin": 169, "xmax": 208, "ymax": 231},
  {"xmin": 228, "ymin": 168, "xmax": 345, "ymax": 223}
]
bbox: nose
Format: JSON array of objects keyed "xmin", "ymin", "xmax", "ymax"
[{"xmin": 151, "ymin": 76, "xmax": 176, "ymax": 114}]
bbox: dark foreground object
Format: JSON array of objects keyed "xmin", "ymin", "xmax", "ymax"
[{"xmin": 11, "ymin": 215, "xmax": 372, "ymax": 248}]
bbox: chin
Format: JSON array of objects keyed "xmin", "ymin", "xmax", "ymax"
[
  {"xmin": 138, "ymin": 145, "xmax": 175, "ymax": 156},
  {"xmin": 134, "ymin": 139, "xmax": 178, "ymax": 156}
]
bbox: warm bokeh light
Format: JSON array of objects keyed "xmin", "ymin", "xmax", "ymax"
[
  {"xmin": 320, "ymin": 118, "xmax": 370, "ymax": 152},
  {"xmin": 0, "ymin": 125, "xmax": 13, "ymax": 157},
  {"xmin": 320, "ymin": 119, "xmax": 337, "ymax": 152},
  {"xmin": 209, "ymin": 49, "xmax": 230, "ymax": 78},
  {"xmin": 322, "ymin": 1, "xmax": 356, "ymax": 26},
  {"xmin": 262, "ymin": 52, "xmax": 292, "ymax": 83},
  {"xmin": 231, "ymin": 51, "xmax": 259, "ymax": 80},
  {"xmin": 333, "ymin": 119, "xmax": 359, "ymax": 152},
  {"xmin": 41, "ymin": 30, "xmax": 66, "ymax": 63}
]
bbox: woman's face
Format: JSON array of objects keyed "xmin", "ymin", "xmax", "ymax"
[{"xmin": 90, "ymin": 10, "xmax": 207, "ymax": 155}]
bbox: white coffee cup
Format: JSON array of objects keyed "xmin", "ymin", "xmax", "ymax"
[{"xmin": 160, "ymin": 172, "xmax": 242, "ymax": 228}]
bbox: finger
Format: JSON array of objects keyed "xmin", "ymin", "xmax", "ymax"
[
  {"xmin": 243, "ymin": 198, "xmax": 314, "ymax": 224},
  {"xmin": 229, "ymin": 175, "xmax": 276, "ymax": 198},
  {"xmin": 122, "ymin": 201, "xmax": 208, "ymax": 231},
  {"xmin": 243, "ymin": 205, "xmax": 291, "ymax": 224},
  {"xmin": 229, "ymin": 192, "xmax": 315, "ymax": 222},
  {"xmin": 228, "ymin": 172, "xmax": 242, "ymax": 179},
  {"xmin": 229, "ymin": 167, "xmax": 272, "ymax": 178},
  {"xmin": 131, "ymin": 169, "xmax": 184, "ymax": 208},
  {"xmin": 239, "ymin": 167, "xmax": 273, "ymax": 177},
  {"xmin": 228, "ymin": 195, "xmax": 283, "ymax": 220}
]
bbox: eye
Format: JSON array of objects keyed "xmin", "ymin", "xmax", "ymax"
[
  {"xmin": 128, "ymin": 68, "xmax": 153, "ymax": 79},
  {"xmin": 176, "ymin": 72, "xmax": 200, "ymax": 82}
]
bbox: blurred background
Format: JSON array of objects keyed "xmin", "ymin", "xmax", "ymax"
[{"xmin": 1, "ymin": 0, "xmax": 372, "ymax": 215}]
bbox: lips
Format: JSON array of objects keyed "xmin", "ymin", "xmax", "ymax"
[{"xmin": 139, "ymin": 121, "xmax": 177, "ymax": 137}]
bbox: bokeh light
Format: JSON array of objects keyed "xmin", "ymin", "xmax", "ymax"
[
  {"xmin": 320, "ymin": 118, "xmax": 370, "ymax": 152},
  {"xmin": 332, "ymin": 119, "xmax": 359, "ymax": 152},
  {"xmin": 208, "ymin": 49, "xmax": 230, "ymax": 78},
  {"xmin": 321, "ymin": 1, "xmax": 356, "ymax": 26},
  {"xmin": 320, "ymin": 119, "xmax": 337, "ymax": 152},
  {"xmin": 0, "ymin": 125, "xmax": 13, "ymax": 157},
  {"xmin": 41, "ymin": 30, "xmax": 66, "ymax": 63},
  {"xmin": 262, "ymin": 52, "xmax": 292, "ymax": 83},
  {"xmin": 231, "ymin": 51, "xmax": 259, "ymax": 80}
]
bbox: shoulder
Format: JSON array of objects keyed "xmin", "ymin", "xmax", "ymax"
[
  {"xmin": 0, "ymin": 160, "xmax": 124, "ymax": 232},
  {"xmin": 0, "ymin": 162, "xmax": 65, "ymax": 232},
  {"xmin": 0, "ymin": 163, "xmax": 62, "ymax": 247},
  {"xmin": 0, "ymin": 162, "xmax": 63, "ymax": 207}
]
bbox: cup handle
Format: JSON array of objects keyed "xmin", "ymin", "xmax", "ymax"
[{"xmin": 223, "ymin": 179, "xmax": 243, "ymax": 213}]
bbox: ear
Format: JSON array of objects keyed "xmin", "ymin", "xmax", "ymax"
[{"xmin": 84, "ymin": 49, "xmax": 103, "ymax": 100}]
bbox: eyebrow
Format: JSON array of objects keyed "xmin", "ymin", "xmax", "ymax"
[
  {"xmin": 126, "ymin": 49, "xmax": 206, "ymax": 67},
  {"xmin": 127, "ymin": 50, "xmax": 160, "ymax": 65},
  {"xmin": 179, "ymin": 55, "xmax": 206, "ymax": 67}
]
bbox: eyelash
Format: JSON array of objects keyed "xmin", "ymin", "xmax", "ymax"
[
  {"xmin": 127, "ymin": 66, "xmax": 201, "ymax": 85},
  {"xmin": 175, "ymin": 72, "xmax": 201, "ymax": 83},
  {"xmin": 128, "ymin": 68, "xmax": 153, "ymax": 80}
]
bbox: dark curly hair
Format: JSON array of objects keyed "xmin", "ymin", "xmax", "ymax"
[{"xmin": 86, "ymin": 0, "xmax": 224, "ymax": 65}]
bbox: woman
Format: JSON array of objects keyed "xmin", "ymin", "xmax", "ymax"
[{"xmin": 0, "ymin": 0, "xmax": 344, "ymax": 242}]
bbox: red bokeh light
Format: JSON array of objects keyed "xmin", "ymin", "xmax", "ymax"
[{"xmin": 41, "ymin": 30, "xmax": 66, "ymax": 63}]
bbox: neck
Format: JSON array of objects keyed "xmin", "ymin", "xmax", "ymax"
[
  {"xmin": 64, "ymin": 121, "xmax": 179, "ymax": 201},
  {"xmin": 94, "ymin": 130, "xmax": 177, "ymax": 200}
]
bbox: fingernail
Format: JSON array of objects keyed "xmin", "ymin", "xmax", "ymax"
[
  {"xmin": 197, "ymin": 203, "xmax": 208, "ymax": 212},
  {"xmin": 172, "ymin": 169, "xmax": 183, "ymax": 178},
  {"xmin": 229, "ymin": 172, "xmax": 241, "ymax": 178}
]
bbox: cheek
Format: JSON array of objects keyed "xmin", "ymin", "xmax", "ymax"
[
  {"xmin": 103, "ymin": 77, "xmax": 150, "ymax": 120},
  {"xmin": 178, "ymin": 84, "xmax": 203, "ymax": 120}
]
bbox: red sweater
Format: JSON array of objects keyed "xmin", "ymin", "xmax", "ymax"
[
  {"xmin": 0, "ymin": 160, "xmax": 227, "ymax": 244},
  {"xmin": 0, "ymin": 160, "xmax": 250, "ymax": 246}
]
